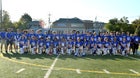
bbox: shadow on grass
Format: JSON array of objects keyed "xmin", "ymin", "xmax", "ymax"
[
  {"xmin": 1, "ymin": 52, "xmax": 57, "ymax": 60},
  {"xmin": 58, "ymin": 54, "xmax": 140, "ymax": 61},
  {"xmin": 1, "ymin": 51, "xmax": 140, "ymax": 61}
]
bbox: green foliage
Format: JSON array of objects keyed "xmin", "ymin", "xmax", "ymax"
[
  {"xmin": 19, "ymin": 13, "xmax": 32, "ymax": 29},
  {"xmin": 105, "ymin": 16, "xmax": 135, "ymax": 34},
  {"xmin": 132, "ymin": 18, "xmax": 140, "ymax": 36},
  {"xmin": 0, "ymin": 10, "xmax": 14, "ymax": 29},
  {"xmin": 105, "ymin": 18, "xmax": 120, "ymax": 32},
  {"xmin": 1, "ymin": 53, "xmax": 140, "ymax": 78}
]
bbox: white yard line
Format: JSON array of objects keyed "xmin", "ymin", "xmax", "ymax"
[
  {"xmin": 42, "ymin": 68, "xmax": 60, "ymax": 71},
  {"xmin": 44, "ymin": 55, "xmax": 59, "ymax": 78},
  {"xmin": 103, "ymin": 69, "xmax": 110, "ymax": 74},
  {"xmin": 129, "ymin": 69, "xmax": 139, "ymax": 74},
  {"xmin": 16, "ymin": 68, "xmax": 25, "ymax": 73},
  {"xmin": 76, "ymin": 69, "xmax": 81, "ymax": 74}
]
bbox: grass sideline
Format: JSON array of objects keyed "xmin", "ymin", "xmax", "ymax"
[{"xmin": 0, "ymin": 52, "xmax": 140, "ymax": 78}]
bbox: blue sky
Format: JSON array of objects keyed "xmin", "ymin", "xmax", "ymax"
[{"xmin": 2, "ymin": 0, "xmax": 140, "ymax": 25}]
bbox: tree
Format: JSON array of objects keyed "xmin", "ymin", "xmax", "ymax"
[
  {"xmin": 132, "ymin": 17, "xmax": 140, "ymax": 36},
  {"xmin": 120, "ymin": 16, "xmax": 129, "ymax": 24},
  {"xmin": 0, "ymin": 10, "xmax": 13, "ymax": 29},
  {"xmin": 105, "ymin": 18, "xmax": 120, "ymax": 32},
  {"xmin": 105, "ymin": 16, "xmax": 134, "ymax": 33},
  {"xmin": 19, "ymin": 13, "xmax": 32, "ymax": 29}
]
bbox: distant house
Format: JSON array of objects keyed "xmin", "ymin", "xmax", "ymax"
[
  {"xmin": 93, "ymin": 21, "xmax": 106, "ymax": 33},
  {"xmin": 83, "ymin": 20, "xmax": 94, "ymax": 31},
  {"xmin": 51, "ymin": 17, "xmax": 85, "ymax": 32},
  {"xmin": 27, "ymin": 21, "xmax": 44, "ymax": 30},
  {"xmin": 51, "ymin": 17, "xmax": 106, "ymax": 33}
]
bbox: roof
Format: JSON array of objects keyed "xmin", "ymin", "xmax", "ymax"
[
  {"xmin": 28, "ymin": 21, "xmax": 40, "ymax": 25},
  {"xmin": 54, "ymin": 17, "xmax": 84, "ymax": 24},
  {"xmin": 83, "ymin": 20, "xmax": 93, "ymax": 23}
]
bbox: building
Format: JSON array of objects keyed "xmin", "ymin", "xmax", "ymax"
[
  {"xmin": 27, "ymin": 21, "xmax": 44, "ymax": 31},
  {"xmin": 83, "ymin": 20, "xmax": 94, "ymax": 31},
  {"xmin": 51, "ymin": 17, "xmax": 106, "ymax": 33},
  {"xmin": 51, "ymin": 17, "xmax": 85, "ymax": 33},
  {"xmin": 93, "ymin": 21, "xmax": 106, "ymax": 33}
]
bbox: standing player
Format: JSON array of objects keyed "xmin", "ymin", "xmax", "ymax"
[
  {"xmin": 133, "ymin": 34, "xmax": 140, "ymax": 55},
  {"xmin": 126, "ymin": 32, "xmax": 131, "ymax": 54},
  {"xmin": 0, "ymin": 29, "xmax": 7, "ymax": 52},
  {"xmin": 5, "ymin": 28, "xmax": 14, "ymax": 53},
  {"xmin": 14, "ymin": 29, "xmax": 22, "ymax": 53}
]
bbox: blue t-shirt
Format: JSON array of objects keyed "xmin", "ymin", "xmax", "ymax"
[
  {"xmin": 19, "ymin": 38, "xmax": 28, "ymax": 48},
  {"xmin": 134, "ymin": 36, "xmax": 140, "ymax": 43},
  {"xmin": 15, "ymin": 32, "xmax": 22, "ymax": 41},
  {"xmin": 30, "ymin": 39, "xmax": 37, "ymax": 47},
  {"xmin": 0, "ymin": 32, "xmax": 6, "ymax": 39},
  {"xmin": 36, "ymin": 33, "xmax": 44, "ymax": 39},
  {"xmin": 89, "ymin": 41, "xmax": 95, "ymax": 49},
  {"xmin": 67, "ymin": 41, "xmax": 74, "ymax": 48},
  {"xmin": 75, "ymin": 41, "xmax": 83, "ymax": 48},
  {"xmin": 53, "ymin": 41, "xmax": 59, "ymax": 47},
  {"xmin": 38, "ymin": 40, "xmax": 44, "ymax": 47},
  {"xmin": 45, "ymin": 41, "xmax": 51, "ymax": 48},
  {"xmin": 6, "ymin": 32, "xmax": 14, "ymax": 40},
  {"xmin": 103, "ymin": 41, "xmax": 110, "ymax": 48},
  {"xmin": 121, "ymin": 41, "xmax": 127, "ymax": 49},
  {"xmin": 112, "ymin": 41, "xmax": 119, "ymax": 47},
  {"xmin": 97, "ymin": 41, "xmax": 103, "ymax": 48},
  {"xmin": 83, "ymin": 40, "xmax": 89, "ymax": 48}
]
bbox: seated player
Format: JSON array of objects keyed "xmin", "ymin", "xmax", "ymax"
[
  {"xmin": 75, "ymin": 38, "xmax": 83, "ymax": 56},
  {"xmin": 52, "ymin": 38, "xmax": 59, "ymax": 55},
  {"xmin": 30, "ymin": 36, "xmax": 37, "ymax": 54},
  {"xmin": 120, "ymin": 37, "xmax": 128, "ymax": 56},
  {"xmin": 112, "ymin": 37, "xmax": 119, "ymax": 55},
  {"xmin": 97, "ymin": 37, "xmax": 103, "ymax": 55},
  {"xmin": 19, "ymin": 35, "xmax": 28, "ymax": 54},
  {"xmin": 45, "ymin": 38, "xmax": 52, "ymax": 55},
  {"xmin": 60, "ymin": 38, "xmax": 66, "ymax": 55},
  {"xmin": 38, "ymin": 37, "xmax": 45, "ymax": 54}
]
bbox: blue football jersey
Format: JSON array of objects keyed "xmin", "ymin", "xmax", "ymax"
[
  {"xmin": 0, "ymin": 31, "xmax": 6, "ymax": 39},
  {"xmin": 38, "ymin": 40, "xmax": 45, "ymax": 47},
  {"xmin": 45, "ymin": 41, "xmax": 51, "ymax": 48}
]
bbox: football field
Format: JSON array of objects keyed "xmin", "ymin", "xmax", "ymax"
[{"xmin": 0, "ymin": 52, "xmax": 140, "ymax": 78}]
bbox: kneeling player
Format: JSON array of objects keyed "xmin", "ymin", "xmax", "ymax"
[
  {"xmin": 19, "ymin": 35, "xmax": 28, "ymax": 54},
  {"xmin": 30, "ymin": 36, "xmax": 37, "ymax": 54},
  {"xmin": 38, "ymin": 37, "xmax": 45, "ymax": 54},
  {"xmin": 120, "ymin": 38, "xmax": 128, "ymax": 56}
]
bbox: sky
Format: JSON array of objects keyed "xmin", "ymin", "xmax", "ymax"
[{"xmin": 2, "ymin": 0, "xmax": 140, "ymax": 27}]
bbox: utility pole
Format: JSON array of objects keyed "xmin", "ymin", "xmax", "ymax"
[
  {"xmin": 48, "ymin": 13, "xmax": 51, "ymax": 29},
  {"xmin": 0, "ymin": 0, "xmax": 2, "ymax": 28}
]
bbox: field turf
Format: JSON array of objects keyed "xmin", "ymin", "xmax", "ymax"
[{"xmin": 0, "ymin": 51, "xmax": 140, "ymax": 78}]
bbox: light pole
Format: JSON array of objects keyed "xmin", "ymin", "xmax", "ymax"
[
  {"xmin": 48, "ymin": 13, "xmax": 51, "ymax": 29},
  {"xmin": 0, "ymin": 0, "xmax": 2, "ymax": 28}
]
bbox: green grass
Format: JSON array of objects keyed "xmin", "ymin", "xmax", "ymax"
[{"xmin": 0, "ymin": 52, "xmax": 140, "ymax": 78}]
